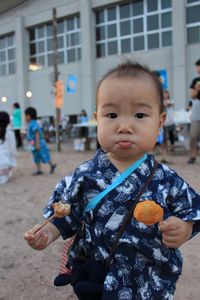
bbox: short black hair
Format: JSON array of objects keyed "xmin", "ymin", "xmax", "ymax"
[
  {"xmin": 195, "ymin": 59, "xmax": 200, "ymax": 66},
  {"xmin": 0, "ymin": 111, "xmax": 10, "ymax": 143},
  {"xmin": 25, "ymin": 107, "xmax": 37, "ymax": 120},
  {"xmin": 13, "ymin": 102, "xmax": 20, "ymax": 109},
  {"xmin": 96, "ymin": 60, "xmax": 164, "ymax": 112}
]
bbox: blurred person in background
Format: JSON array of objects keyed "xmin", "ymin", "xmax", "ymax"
[
  {"xmin": 12, "ymin": 102, "xmax": 22, "ymax": 148},
  {"xmin": 0, "ymin": 111, "xmax": 16, "ymax": 184},
  {"xmin": 48, "ymin": 116, "xmax": 56, "ymax": 143},
  {"xmin": 25, "ymin": 107, "xmax": 56, "ymax": 176},
  {"xmin": 187, "ymin": 59, "xmax": 200, "ymax": 164},
  {"xmin": 79, "ymin": 109, "xmax": 89, "ymax": 138},
  {"xmin": 160, "ymin": 90, "xmax": 176, "ymax": 163}
]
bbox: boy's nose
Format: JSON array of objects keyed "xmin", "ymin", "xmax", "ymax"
[{"xmin": 117, "ymin": 119, "xmax": 133, "ymax": 134}]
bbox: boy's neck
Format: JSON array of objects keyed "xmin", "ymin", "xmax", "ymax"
[{"xmin": 107, "ymin": 153, "xmax": 146, "ymax": 173}]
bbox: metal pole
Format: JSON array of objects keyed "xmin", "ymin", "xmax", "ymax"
[{"xmin": 52, "ymin": 7, "xmax": 61, "ymax": 151}]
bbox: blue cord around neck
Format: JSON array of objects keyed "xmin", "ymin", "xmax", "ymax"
[{"xmin": 84, "ymin": 153, "xmax": 147, "ymax": 214}]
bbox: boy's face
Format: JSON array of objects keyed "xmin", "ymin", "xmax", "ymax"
[
  {"xmin": 163, "ymin": 91, "xmax": 169, "ymax": 100},
  {"xmin": 25, "ymin": 114, "xmax": 31, "ymax": 123},
  {"xmin": 196, "ymin": 64, "xmax": 200, "ymax": 75},
  {"xmin": 95, "ymin": 76, "xmax": 166, "ymax": 165}
]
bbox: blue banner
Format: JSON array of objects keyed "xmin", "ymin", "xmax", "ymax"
[
  {"xmin": 66, "ymin": 74, "xmax": 77, "ymax": 93},
  {"xmin": 156, "ymin": 69, "xmax": 168, "ymax": 89}
]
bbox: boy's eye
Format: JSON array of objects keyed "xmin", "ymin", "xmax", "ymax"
[
  {"xmin": 135, "ymin": 113, "xmax": 147, "ymax": 119},
  {"xmin": 106, "ymin": 113, "xmax": 118, "ymax": 119}
]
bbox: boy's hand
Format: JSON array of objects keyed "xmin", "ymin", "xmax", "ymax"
[
  {"xmin": 24, "ymin": 222, "xmax": 60, "ymax": 250},
  {"xmin": 24, "ymin": 225, "xmax": 49, "ymax": 250},
  {"xmin": 158, "ymin": 216, "xmax": 193, "ymax": 248}
]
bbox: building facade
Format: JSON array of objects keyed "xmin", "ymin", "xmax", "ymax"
[{"xmin": 0, "ymin": 0, "xmax": 199, "ymax": 119}]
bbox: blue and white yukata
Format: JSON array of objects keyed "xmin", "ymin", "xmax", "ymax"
[
  {"xmin": 43, "ymin": 149, "xmax": 200, "ymax": 300},
  {"xmin": 27, "ymin": 120, "xmax": 50, "ymax": 164}
]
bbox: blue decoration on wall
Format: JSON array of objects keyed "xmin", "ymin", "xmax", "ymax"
[
  {"xmin": 156, "ymin": 69, "xmax": 168, "ymax": 89},
  {"xmin": 66, "ymin": 75, "xmax": 77, "ymax": 93}
]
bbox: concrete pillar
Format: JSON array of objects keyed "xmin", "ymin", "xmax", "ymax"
[
  {"xmin": 80, "ymin": 0, "xmax": 95, "ymax": 117},
  {"xmin": 15, "ymin": 16, "xmax": 29, "ymax": 116},
  {"xmin": 172, "ymin": 0, "xmax": 186, "ymax": 109}
]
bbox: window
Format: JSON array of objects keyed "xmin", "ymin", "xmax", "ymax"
[
  {"xmin": 186, "ymin": 0, "xmax": 200, "ymax": 44},
  {"xmin": 0, "ymin": 33, "xmax": 16, "ymax": 77},
  {"xmin": 96, "ymin": 43, "xmax": 106, "ymax": 58},
  {"xmin": 95, "ymin": 0, "xmax": 172, "ymax": 58},
  {"xmin": 161, "ymin": 12, "xmax": 171, "ymax": 28},
  {"xmin": 133, "ymin": 18, "xmax": 143, "ymax": 33},
  {"xmin": 148, "ymin": 33, "xmax": 159, "ymax": 49},
  {"xmin": 161, "ymin": 0, "xmax": 171, "ymax": 9},
  {"xmin": 107, "ymin": 7, "xmax": 116, "ymax": 21},
  {"xmin": 147, "ymin": 15, "xmax": 159, "ymax": 31},
  {"xmin": 121, "ymin": 38, "xmax": 131, "ymax": 53},
  {"xmin": 29, "ymin": 15, "xmax": 81, "ymax": 70},
  {"xmin": 133, "ymin": 36, "xmax": 145, "ymax": 50},
  {"xmin": 147, "ymin": 0, "xmax": 158, "ymax": 12},
  {"xmin": 162, "ymin": 31, "xmax": 172, "ymax": 47},
  {"xmin": 132, "ymin": 1, "xmax": 143, "ymax": 16},
  {"xmin": 120, "ymin": 20, "xmax": 131, "ymax": 36},
  {"xmin": 187, "ymin": 0, "xmax": 199, "ymax": 3},
  {"xmin": 120, "ymin": 3, "xmax": 131, "ymax": 19}
]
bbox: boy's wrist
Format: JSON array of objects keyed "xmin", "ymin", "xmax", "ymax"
[{"xmin": 45, "ymin": 222, "xmax": 60, "ymax": 245}]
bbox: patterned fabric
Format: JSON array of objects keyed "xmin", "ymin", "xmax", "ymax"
[
  {"xmin": 27, "ymin": 120, "xmax": 50, "ymax": 164},
  {"xmin": 43, "ymin": 149, "xmax": 200, "ymax": 300}
]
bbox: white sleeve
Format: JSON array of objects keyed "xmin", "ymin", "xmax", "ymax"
[{"xmin": 7, "ymin": 130, "xmax": 17, "ymax": 167}]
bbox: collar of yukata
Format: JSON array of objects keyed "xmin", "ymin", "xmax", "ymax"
[
  {"xmin": 84, "ymin": 153, "xmax": 147, "ymax": 214},
  {"xmin": 124, "ymin": 154, "xmax": 148, "ymax": 175}
]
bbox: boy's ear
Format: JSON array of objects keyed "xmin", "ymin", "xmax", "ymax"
[
  {"xmin": 159, "ymin": 112, "xmax": 166, "ymax": 128},
  {"xmin": 93, "ymin": 111, "xmax": 97, "ymax": 120}
]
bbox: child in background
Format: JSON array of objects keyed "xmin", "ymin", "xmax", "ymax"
[
  {"xmin": 187, "ymin": 58, "xmax": 200, "ymax": 164},
  {"xmin": 24, "ymin": 61, "xmax": 200, "ymax": 300},
  {"xmin": 0, "ymin": 111, "xmax": 16, "ymax": 184},
  {"xmin": 25, "ymin": 107, "xmax": 56, "ymax": 175},
  {"xmin": 12, "ymin": 102, "xmax": 23, "ymax": 148},
  {"xmin": 79, "ymin": 109, "xmax": 89, "ymax": 138},
  {"xmin": 160, "ymin": 90, "xmax": 176, "ymax": 163}
]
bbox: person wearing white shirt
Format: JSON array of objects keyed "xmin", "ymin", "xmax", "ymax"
[
  {"xmin": 187, "ymin": 59, "xmax": 200, "ymax": 164},
  {"xmin": 0, "ymin": 111, "xmax": 16, "ymax": 184},
  {"xmin": 160, "ymin": 90, "xmax": 175, "ymax": 163}
]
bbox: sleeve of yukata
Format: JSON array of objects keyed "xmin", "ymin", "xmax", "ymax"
[
  {"xmin": 166, "ymin": 173, "xmax": 200, "ymax": 238},
  {"xmin": 43, "ymin": 171, "xmax": 85, "ymax": 239}
]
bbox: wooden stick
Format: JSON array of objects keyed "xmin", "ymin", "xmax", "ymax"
[{"xmin": 33, "ymin": 214, "xmax": 56, "ymax": 234}]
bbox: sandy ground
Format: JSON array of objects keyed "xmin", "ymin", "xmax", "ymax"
[{"xmin": 0, "ymin": 143, "xmax": 200, "ymax": 300}]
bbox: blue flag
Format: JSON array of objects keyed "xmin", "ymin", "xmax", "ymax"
[
  {"xmin": 66, "ymin": 75, "xmax": 77, "ymax": 93},
  {"xmin": 156, "ymin": 69, "xmax": 168, "ymax": 89}
]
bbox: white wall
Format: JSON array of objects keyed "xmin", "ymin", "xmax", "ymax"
[{"xmin": 28, "ymin": 62, "xmax": 82, "ymax": 116}]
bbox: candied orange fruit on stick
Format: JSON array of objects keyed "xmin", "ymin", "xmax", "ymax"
[{"xmin": 133, "ymin": 200, "xmax": 164, "ymax": 226}]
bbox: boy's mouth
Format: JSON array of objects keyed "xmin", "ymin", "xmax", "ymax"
[{"xmin": 117, "ymin": 141, "xmax": 132, "ymax": 149}]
